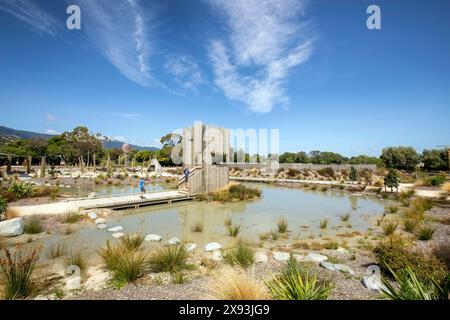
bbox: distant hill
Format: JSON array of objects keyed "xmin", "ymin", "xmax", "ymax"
[{"xmin": 0, "ymin": 125, "xmax": 159, "ymax": 151}]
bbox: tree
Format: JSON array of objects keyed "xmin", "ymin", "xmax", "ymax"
[
  {"xmin": 348, "ymin": 155, "xmax": 383, "ymax": 166},
  {"xmin": 422, "ymin": 149, "xmax": 448, "ymax": 171},
  {"xmin": 279, "ymin": 152, "xmax": 297, "ymax": 163},
  {"xmin": 384, "ymin": 168, "xmax": 400, "ymax": 192},
  {"xmin": 349, "ymin": 166, "xmax": 358, "ymax": 182},
  {"xmin": 380, "ymin": 147, "xmax": 420, "ymax": 171},
  {"xmin": 309, "ymin": 151, "xmax": 348, "ymax": 164}
]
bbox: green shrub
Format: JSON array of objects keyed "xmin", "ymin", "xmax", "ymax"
[
  {"xmin": 266, "ymin": 256, "xmax": 332, "ymax": 300},
  {"xmin": 374, "ymin": 241, "xmax": 447, "ymax": 285},
  {"xmin": 424, "ymin": 174, "xmax": 446, "ymax": 187},
  {"xmin": 223, "ymin": 241, "xmax": 255, "ymax": 268},
  {"xmin": 0, "ymin": 247, "xmax": 40, "ymax": 300},
  {"xmin": 24, "ymin": 216, "xmax": 43, "ymax": 234},
  {"xmin": 318, "ymin": 167, "xmax": 336, "ymax": 179},
  {"xmin": 386, "ymin": 206, "xmax": 399, "ymax": 214},
  {"xmin": 148, "ymin": 245, "xmax": 189, "ymax": 273},
  {"xmin": 228, "ymin": 184, "xmax": 261, "ymax": 200},
  {"xmin": 63, "ymin": 211, "xmax": 82, "ymax": 224},
  {"xmin": 8, "ymin": 181, "xmax": 36, "ymax": 199},
  {"xmin": 277, "ymin": 217, "xmax": 288, "ymax": 233},
  {"xmin": 286, "ymin": 168, "xmax": 301, "ymax": 177}
]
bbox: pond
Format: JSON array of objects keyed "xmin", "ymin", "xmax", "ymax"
[{"xmin": 36, "ymin": 183, "xmax": 386, "ymax": 258}]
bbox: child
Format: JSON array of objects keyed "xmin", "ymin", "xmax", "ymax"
[{"xmin": 139, "ymin": 178, "xmax": 146, "ymax": 198}]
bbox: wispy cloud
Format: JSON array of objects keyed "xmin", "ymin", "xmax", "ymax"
[
  {"xmin": 0, "ymin": 0, "xmax": 61, "ymax": 36},
  {"xmin": 45, "ymin": 113, "xmax": 56, "ymax": 122},
  {"xmin": 46, "ymin": 129, "xmax": 59, "ymax": 135},
  {"xmin": 109, "ymin": 112, "xmax": 141, "ymax": 120},
  {"xmin": 76, "ymin": 0, "xmax": 153, "ymax": 86},
  {"xmin": 207, "ymin": 0, "xmax": 314, "ymax": 113},
  {"xmin": 164, "ymin": 55, "xmax": 205, "ymax": 94}
]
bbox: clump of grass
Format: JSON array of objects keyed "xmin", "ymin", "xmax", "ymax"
[
  {"xmin": 410, "ymin": 198, "xmax": 434, "ymax": 213},
  {"xmin": 441, "ymin": 182, "xmax": 450, "ymax": 193},
  {"xmin": 49, "ymin": 187, "xmax": 60, "ymax": 201},
  {"xmin": 148, "ymin": 244, "xmax": 189, "ymax": 273},
  {"xmin": 206, "ymin": 267, "xmax": 270, "ymax": 300},
  {"xmin": 277, "ymin": 217, "xmax": 288, "ymax": 233},
  {"xmin": 340, "ymin": 213, "xmax": 351, "ymax": 222},
  {"xmin": 432, "ymin": 242, "xmax": 450, "ymax": 269},
  {"xmin": 223, "ymin": 241, "xmax": 255, "ymax": 268},
  {"xmin": 98, "ymin": 241, "xmax": 148, "ymax": 284},
  {"xmin": 46, "ymin": 242, "xmax": 67, "ymax": 259},
  {"xmin": 270, "ymin": 230, "xmax": 280, "ymax": 241},
  {"xmin": 24, "ymin": 216, "xmax": 43, "ymax": 234},
  {"xmin": 320, "ymin": 218, "xmax": 329, "ymax": 229},
  {"xmin": 120, "ymin": 233, "xmax": 144, "ymax": 251},
  {"xmin": 382, "ymin": 220, "xmax": 398, "ymax": 236},
  {"xmin": 417, "ymin": 225, "xmax": 435, "ymax": 241},
  {"xmin": 323, "ymin": 241, "xmax": 339, "ymax": 250},
  {"xmin": 63, "ymin": 211, "xmax": 82, "ymax": 224},
  {"xmin": 0, "ymin": 247, "xmax": 40, "ymax": 300},
  {"xmin": 386, "ymin": 206, "xmax": 399, "ymax": 214},
  {"xmin": 64, "ymin": 248, "xmax": 87, "ymax": 272},
  {"xmin": 266, "ymin": 256, "xmax": 332, "ymax": 300},
  {"xmin": 224, "ymin": 217, "xmax": 232, "ymax": 227},
  {"xmin": 259, "ymin": 232, "xmax": 270, "ymax": 241},
  {"xmin": 227, "ymin": 224, "xmax": 241, "ymax": 237},
  {"xmin": 212, "ymin": 184, "xmax": 261, "ymax": 202},
  {"xmin": 400, "ymin": 189, "xmax": 415, "ymax": 199},
  {"xmin": 190, "ymin": 221, "xmax": 203, "ymax": 233},
  {"xmin": 403, "ymin": 219, "xmax": 417, "ymax": 233},
  {"xmin": 171, "ymin": 272, "xmax": 187, "ymax": 284}
]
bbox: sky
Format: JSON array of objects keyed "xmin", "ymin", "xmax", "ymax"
[{"xmin": 0, "ymin": 0, "xmax": 449, "ymax": 156}]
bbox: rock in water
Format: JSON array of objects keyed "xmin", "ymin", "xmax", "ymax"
[
  {"xmin": 185, "ymin": 243, "xmax": 197, "ymax": 252},
  {"xmin": 255, "ymin": 252, "xmax": 268, "ymax": 264},
  {"xmin": 145, "ymin": 234, "xmax": 162, "ymax": 242},
  {"xmin": 273, "ymin": 251, "xmax": 290, "ymax": 261},
  {"xmin": 107, "ymin": 226, "xmax": 123, "ymax": 232},
  {"xmin": 167, "ymin": 237, "xmax": 180, "ymax": 245},
  {"xmin": 204, "ymin": 242, "xmax": 222, "ymax": 252},
  {"xmin": 112, "ymin": 232, "xmax": 124, "ymax": 239},
  {"xmin": 95, "ymin": 218, "xmax": 106, "ymax": 225},
  {"xmin": 0, "ymin": 218, "xmax": 24, "ymax": 237},
  {"xmin": 87, "ymin": 212, "xmax": 98, "ymax": 220}
]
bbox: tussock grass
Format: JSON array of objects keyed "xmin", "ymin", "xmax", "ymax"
[
  {"xmin": 0, "ymin": 247, "xmax": 40, "ymax": 300},
  {"xmin": 259, "ymin": 233, "xmax": 270, "ymax": 241},
  {"xmin": 382, "ymin": 220, "xmax": 398, "ymax": 236},
  {"xmin": 24, "ymin": 216, "xmax": 43, "ymax": 234},
  {"xmin": 227, "ymin": 224, "xmax": 241, "ymax": 237},
  {"xmin": 320, "ymin": 218, "xmax": 329, "ymax": 229},
  {"xmin": 148, "ymin": 244, "xmax": 189, "ymax": 273},
  {"xmin": 120, "ymin": 233, "xmax": 144, "ymax": 251},
  {"xmin": 340, "ymin": 213, "xmax": 351, "ymax": 222},
  {"xmin": 63, "ymin": 211, "xmax": 83, "ymax": 224},
  {"xmin": 224, "ymin": 217, "xmax": 232, "ymax": 227},
  {"xmin": 403, "ymin": 219, "xmax": 417, "ymax": 233},
  {"xmin": 417, "ymin": 225, "xmax": 435, "ymax": 241},
  {"xmin": 441, "ymin": 182, "xmax": 450, "ymax": 193},
  {"xmin": 206, "ymin": 267, "xmax": 270, "ymax": 300},
  {"xmin": 270, "ymin": 230, "xmax": 280, "ymax": 241},
  {"xmin": 386, "ymin": 206, "xmax": 399, "ymax": 214},
  {"xmin": 277, "ymin": 217, "xmax": 288, "ymax": 233},
  {"xmin": 266, "ymin": 257, "xmax": 332, "ymax": 300},
  {"xmin": 223, "ymin": 241, "xmax": 255, "ymax": 268}
]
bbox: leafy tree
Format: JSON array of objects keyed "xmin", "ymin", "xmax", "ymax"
[
  {"xmin": 309, "ymin": 151, "xmax": 348, "ymax": 164},
  {"xmin": 349, "ymin": 166, "xmax": 358, "ymax": 182},
  {"xmin": 348, "ymin": 155, "xmax": 383, "ymax": 166},
  {"xmin": 279, "ymin": 152, "xmax": 297, "ymax": 163},
  {"xmin": 422, "ymin": 149, "xmax": 448, "ymax": 171},
  {"xmin": 380, "ymin": 147, "xmax": 420, "ymax": 171},
  {"xmin": 384, "ymin": 168, "xmax": 401, "ymax": 192}
]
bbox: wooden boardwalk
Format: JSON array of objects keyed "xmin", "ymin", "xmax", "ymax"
[{"xmin": 12, "ymin": 190, "xmax": 194, "ymax": 216}]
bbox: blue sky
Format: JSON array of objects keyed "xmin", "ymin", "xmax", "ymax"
[{"xmin": 0, "ymin": 0, "xmax": 449, "ymax": 156}]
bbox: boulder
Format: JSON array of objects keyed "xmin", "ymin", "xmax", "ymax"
[
  {"xmin": 185, "ymin": 243, "xmax": 197, "ymax": 252},
  {"xmin": 97, "ymin": 224, "xmax": 107, "ymax": 230},
  {"xmin": 107, "ymin": 226, "xmax": 123, "ymax": 232},
  {"xmin": 95, "ymin": 218, "xmax": 106, "ymax": 225},
  {"xmin": 87, "ymin": 212, "xmax": 98, "ymax": 220},
  {"xmin": 145, "ymin": 234, "xmax": 162, "ymax": 242},
  {"xmin": 112, "ymin": 232, "xmax": 124, "ymax": 239},
  {"xmin": 204, "ymin": 242, "xmax": 222, "ymax": 252},
  {"xmin": 303, "ymin": 253, "xmax": 328, "ymax": 263},
  {"xmin": 0, "ymin": 218, "xmax": 24, "ymax": 237},
  {"xmin": 254, "ymin": 252, "xmax": 268, "ymax": 264},
  {"xmin": 167, "ymin": 237, "xmax": 180, "ymax": 245},
  {"xmin": 273, "ymin": 251, "xmax": 290, "ymax": 261},
  {"xmin": 320, "ymin": 261, "xmax": 355, "ymax": 275}
]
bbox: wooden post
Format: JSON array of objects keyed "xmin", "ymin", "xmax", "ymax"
[
  {"xmin": 87, "ymin": 150, "xmax": 90, "ymax": 168},
  {"xmin": 27, "ymin": 156, "xmax": 32, "ymax": 174},
  {"xmin": 93, "ymin": 153, "xmax": 96, "ymax": 172},
  {"xmin": 6, "ymin": 155, "xmax": 12, "ymax": 174},
  {"xmin": 40, "ymin": 156, "xmax": 46, "ymax": 178}
]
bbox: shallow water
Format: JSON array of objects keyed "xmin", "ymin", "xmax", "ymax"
[{"xmin": 36, "ymin": 183, "xmax": 386, "ymax": 256}]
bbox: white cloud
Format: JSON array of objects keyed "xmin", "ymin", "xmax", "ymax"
[
  {"xmin": 164, "ymin": 55, "xmax": 205, "ymax": 94},
  {"xmin": 76, "ymin": 0, "xmax": 153, "ymax": 86},
  {"xmin": 207, "ymin": 0, "xmax": 314, "ymax": 113},
  {"xmin": 45, "ymin": 113, "xmax": 56, "ymax": 122},
  {"xmin": 46, "ymin": 129, "xmax": 59, "ymax": 135},
  {"xmin": 112, "ymin": 136, "xmax": 127, "ymax": 143},
  {"xmin": 0, "ymin": 0, "xmax": 61, "ymax": 36}
]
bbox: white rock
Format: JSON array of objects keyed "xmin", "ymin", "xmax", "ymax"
[
  {"xmin": 95, "ymin": 218, "xmax": 106, "ymax": 224},
  {"xmin": 107, "ymin": 226, "xmax": 123, "ymax": 232},
  {"xmin": 185, "ymin": 243, "xmax": 197, "ymax": 252},
  {"xmin": 273, "ymin": 251, "xmax": 290, "ymax": 261},
  {"xmin": 336, "ymin": 247, "xmax": 348, "ymax": 254},
  {"xmin": 97, "ymin": 223, "xmax": 107, "ymax": 230},
  {"xmin": 87, "ymin": 212, "xmax": 98, "ymax": 220},
  {"xmin": 204, "ymin": 242, "xmax": 222, "ymax": 252},
  {"xmin": 112, "ymin": 232, "xmax": 124, "ymax": 239},
  {"xmin": 0, "ymin": 218, "xmax": 24, "ymax": 237},
  {"xmin": 254, "ymin": 252, "xmax": 268, "ymax": 264},
  {"xmin": 145, "ymin": 234, "xmax": 162, "ymax": 242},
  {"xmin": 167, "ymin": 237, "xmax": 180, "ymax": 245},
  {"xmin": 320, "ymin": 261, "xmax": 355, "ymax": 275},
  {"xmin": 211, "ymin": 250, "xmax": 223, "ymax": 261},
  {"xmin": 303, "ymin": 253, "xmax": 328, "ymax": 263}
]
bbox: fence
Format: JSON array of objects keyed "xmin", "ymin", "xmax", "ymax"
[{"xmin": 219, "ymin": 163, "xmax": 377, "ymax": 171}]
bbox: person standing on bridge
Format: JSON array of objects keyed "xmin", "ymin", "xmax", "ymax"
[
  {"xmin": 183, "ymin": 168, "xmax": 190, "ymax": 186},
  {"xmin": 139, "ymin": 178, "xmax": 146, "ymax": 199}
]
